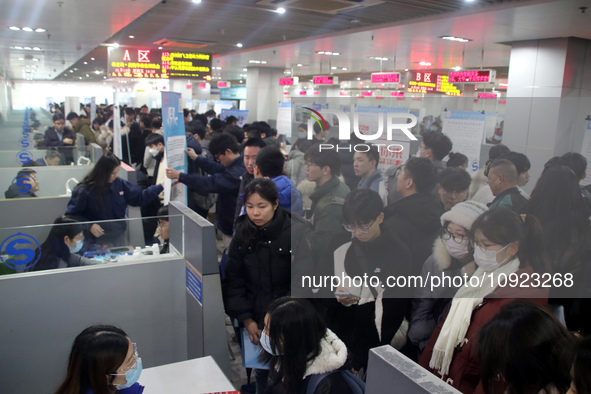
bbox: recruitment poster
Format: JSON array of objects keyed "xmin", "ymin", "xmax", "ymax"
[
  {"xmin": 580, "ymin": 119, "xmax": 591, "ymax": 186},
  {"xmin": 442, "ymin": 110, "xmax": 486, "ymax": 173},
  {"xmin": 162, "ymin": 91, "xmax": 187, "ymax": 205},
  {"xmin": 277, "ymin": 102, "xmax": 292, "ymax": 138}
]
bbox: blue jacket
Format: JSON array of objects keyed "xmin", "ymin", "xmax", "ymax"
[
  {"xmin": 272, "ymin": 175, "xmax": 303, "ymax": 216},
  {"xmin": 66, "ymin": 178, "xmax": 163, "ymax": 243},
  {"xmin": 44, "ymin": 126, "xmax": 75, "ymax": 147},
  {"xmin": 357, "ymin": 170, "xmax": 383, "ymax": 194},
  {"xmin": 179, "ymin": 156, "xmax": 246, "ymax": 236}
]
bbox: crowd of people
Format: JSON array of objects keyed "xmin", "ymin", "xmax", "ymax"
[{"xmin": 23, "ymin": 103, "xmax": 591, "ymax": 393}]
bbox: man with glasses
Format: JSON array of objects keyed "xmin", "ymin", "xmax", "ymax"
[
  {"xmin": 408, "ymin": 200, "xmax": 488, "ymax": 359},
  {"xmin": 319, "ymin": 188, "xmax": 411, "ymax": 373},
  {"xmin": 166, "ymin": 133, "xmax": 245, "ymax": 248},
  {"xmin": 5, "ymin": 168, "xmax": 39, "ymax": 199}
]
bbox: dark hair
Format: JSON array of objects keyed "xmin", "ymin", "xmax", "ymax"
[
  {"xmin": 489, "ymin": 144, "xmax": 510, "ymax": 161},
  {"xmin": 251, "ymin": 121, "xmax": 272, "ymax": 138},
  {"xmin": 313, "ymin": 121, "xmax": 330, "ymax": 135},
  {"xmin": 66, "ymin": 112, "xmax": 79, "ymax": 121},
  {"xmin": 224, "ymin": 125, "xmax": 244, "ymax": 144},
  {"xmin": 573, "ymin": 336, "xmax": 591, "ymax": 394},
  {"xmin": 92, "ymin": 117, "xmax": 104, "ymax": 127},
  {"xmin": 45, "ymin": 150, "xmax": 64, "ymax": 161},
  {"xmin": 183, "ymin": 108, "xmax": 190, "ymax": 118},
  {"xmin": 150, "ymin": 119, "xmax": 162, "ymax": 130},
  {"xmin": 209, "ymin": 133, "xmax": 239, "ymax": 157},
  {"xmin": 53, "ymin": 113, "xmax": 65, "ymax": 122},
  {"xmin": 29, "ymin": 216, "xmax": 85, "ymax": 272},
  {"xmin": 237, "ymin": 179, "xmax": 279, "ymax": 244},
  {"xmin": 17, "ymin": 168, "xmax": 37, "ymax": 178},
  {"xmin": 204, "ymin": 110, "xmax": 216, "ymax": 118},
  {"xmin": 343, "ymin": 189, "xmax": 383, "ymax": 226},
  {"xmin": 157, "ymin": 205, "xmax": 169, "ymax": 220},
  {"xmin": 298, "ymin": 123, "xmax": 307, "ymax": 130},
  {"xmin": 355, "ymin": 150, "xmax": 380, "ymax": 169},
  {"xmin": 124, "ymin": 108, "xmax": 135, "ymax": 117},
  {"xmin": 470, "ymin": 207, "xmax": 549, "ymax": 272},
  {"xmin": 256, "ymin": 146, "xmax": 285, "ymax": 178},
  {"xmin": 439, "ymin": 167, "xmax": 471, "ymax": 192},
  {"xmin": 245, "ymin": 126, "xmax": 262, "ymax": 139},
  {"xmin": 478, "ymin": 301, "xmax": 574, "ymax": 394},
  {"xmin": 193, "ymin": 124, "xmax": 207, "ymax": 140},
  {"xmin": 523, "ymin": 166, "xmax": 591, "ymax": 274},
  {"xmin": 403, "ymin": 157, "xmax": 437, "ymax": 194},
  {"xmin": 225, "ymin": 115, "xmax": 238, "ymax": 125},
  {"xmin": 139, "ymin": 115, "xmax": 152, "ymax": 128},
  {"xmin": 422, "ymin": 131, "xmax": 453, "ymax": 161},
  {"xmin": 243, "ymin": 137, "xmax": 266, "ymax": 150},
  {"xmin": 557, "ymin": 152, "xmax": 587, "ymax": 180},
  {"xmin": 293, "ymin": 138, "xmax": 313, "ymax": 153},
  {"xmin": 77, "ymin": 153, "xmax": 121, "ymax": 203},
  {"xmin": 501, "ymin": 151, "xmax": 531, "ymax": 174},
  {"xmin": 304, "ymin": 146, "xmax": 341, "ymax": 177},
  {"xmin": 55, "ymin": 325, "xmax": 129, "ymax": 394},
  {"xmin": 209, "ymin": 118, "xmax": 224, "ymax": 132},
  {"xmin": 446, "ymin": 152, "xmax": 468, "ymax": 168},
  {"xmin": 145, "ymin": 133, "xmax": 164, "ymax": 147},
  {"xmin": 259, "ymin": 298, "xmax": 327, "ymax": 394}
]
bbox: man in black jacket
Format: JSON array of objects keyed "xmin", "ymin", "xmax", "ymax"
[
  {"xmin": 44, "ymin": 113, "xmax": 75, "ymax": 164},
  {"xmin": 234, "ymin": 137, "xmax": 266, "ymax": 227},
  {"xmin": 383, "ymin": 157, "xmax": 443, "ymax": 275}
]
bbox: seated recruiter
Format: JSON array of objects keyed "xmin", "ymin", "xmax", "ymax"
[
  {"xmin": 65, "ymin": 152, "xmax": 164, "ymax": 250},
  {"xmin": 5, "ymin": 168, "xmax": 39, "ymax": 199},
  {"xmin": 44, "ymin": 113, "xmax": 75, "ymax": 164},
  {"xmin": 22, "ymin": 150, "xmax": 63, "ymax": 167},
  {"xmin": 156, "ymin": 205, "xmax": 170, "ymax": 254},
  {"xmin": 28, "ymin": 216, "xmax": 101, "ymax": 271},
  {"xmin": 55, "ymin": 325, "xmax": 144, "ymax": 394}
]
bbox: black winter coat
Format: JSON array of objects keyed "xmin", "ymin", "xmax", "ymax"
[{"xmin": 225, "ymin": 208, "xmax": 292, "ymax": 326}]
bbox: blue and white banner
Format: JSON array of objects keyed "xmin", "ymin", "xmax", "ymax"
[
  {"xmin": 220, "ymin": 109, "xmax": 249, "ymax": 128},
  {"xmin": 442, "ymin": 110, "xmax": 486, "ymax": 173},
  {"xmin": 162, "ymin": 91, "xmax": 187, "ymax": 205}
]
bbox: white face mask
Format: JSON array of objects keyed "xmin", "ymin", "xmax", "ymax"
[
  {"xmin": 148, "ymin": 148, "xmax": 159, "ymax": 157},
  {"xmin": 260, "ymin": 332, "xmax": 281, "ymax": 356},
  {"xmin": 445, "ymin": 238, "xmax": 470, "ymax": 261},
  {"xmin": 473, "ymin": 243, "xmax": 511, "ymax": 272}
]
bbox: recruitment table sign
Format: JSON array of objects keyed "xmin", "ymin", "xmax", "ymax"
[{"xmin": 442, "ymin": 110, "xmax": 486, "ymax": 173}]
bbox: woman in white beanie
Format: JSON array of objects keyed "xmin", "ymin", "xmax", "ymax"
[{"xmin": 407, "ymin": 200, "xmax": 488, "ymax": 357}]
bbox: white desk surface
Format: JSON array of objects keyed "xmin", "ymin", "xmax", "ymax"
[{"xmin": 140, "ymin": 356, "xmax": 236, "ymax": 393}]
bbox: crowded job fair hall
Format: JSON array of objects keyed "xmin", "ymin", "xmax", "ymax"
[{"xmin": 1, "ymin": 0, "xmax": 591, "ymax": 393}]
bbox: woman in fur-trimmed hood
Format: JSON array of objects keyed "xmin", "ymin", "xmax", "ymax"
[{"xmin": 408, "ymin": 201, "xmax": 488, "ymax": 355}]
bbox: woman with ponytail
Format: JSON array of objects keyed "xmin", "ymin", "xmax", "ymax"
[{"xmin": 419, "ymin": 207, "xmax": 549, "ymax": 394}]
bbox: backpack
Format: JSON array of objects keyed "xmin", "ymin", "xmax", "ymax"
[
  {"xmin": 306, "ymin": 370, "xmax": 365, "ymax": 394},
  {"xmin": 189, "ymin": 147, "xmax": 218, "ymax": 211},
  {"xmin": 312, "ymin": 196, "xmax": 345, "ymax": 224}
]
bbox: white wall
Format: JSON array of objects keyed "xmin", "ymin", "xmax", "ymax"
[{"xmin": 12, "ymin": 81, "xmax": 118, "ymax": 110}]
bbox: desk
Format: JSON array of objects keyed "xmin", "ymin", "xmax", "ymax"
[{"xmin": 140, "ymin": 356, "xmax": 236, "ymax": 393}]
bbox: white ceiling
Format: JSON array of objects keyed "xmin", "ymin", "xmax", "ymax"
[{"xmin": 0, "ymin": 0, "xmax": 161, "ymax": 80}]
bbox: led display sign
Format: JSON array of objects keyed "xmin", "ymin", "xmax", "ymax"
[
  {"xmin": 313, "ymin": 76, "xmax": 338, "ymax": 85},
  {"xmin": 108, "ymin": 48, "xmax": 212, "ymax": 79},
  {"xmin": 477, "ymin": 93, "xmax": 499, "ymax": 99},
  {"xmin": 407, "ymin": 71, "xmax": 462, "ymax": 96},
  {"xmin": 371, "ymin": 72, "xmax": 400, "ymax": 83},
  {"xmin": 448, "ymin": 69, "xmax": 496, "ymax": 83},
  {"xmin": 279, "ymin": 78, "xmax": 295, "ymax": 85}
]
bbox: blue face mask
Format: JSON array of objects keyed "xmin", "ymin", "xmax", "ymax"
[
  {"xmin": 69, "ymin": 239, "xmax": 83, "ymax": 254},
  {"xmin": 115, "ymin": 357, "xmax": 142, "ymax": 390},
  {"xmin": 260, "ymin": 332, "xmax": 282, "ymax": 356},
  {"xmin": 298, "ymin": 131, "xmax": 307, "ymax": 140}
]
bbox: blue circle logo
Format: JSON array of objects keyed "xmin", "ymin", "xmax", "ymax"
[
  {"xmin": 11, "ymin": 174, "xmax": 35, "ymax": 194},
  {"xmin": 20, "ymin": 138, "xmax": 31, "ymax": 148},
  {"xmin": 471, "ymin": 159, "xmax": 479, "ymax": 172},
  {"xmin": 16, "ymin": 150, "xmax": 33, "ymax": 165},
  {"xmin": 0, "ymin": 233, "xmax": 41, "ymax": 270}
]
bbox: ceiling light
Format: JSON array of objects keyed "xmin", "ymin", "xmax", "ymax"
[
  {"xmin": 325, "ymin": 51, "xmax": 333, "ymax": 55},
  {"xmin": 261, "ymin": 61, "xmax": 267, "ymax": 64},
  {"xmin": 237, "ymin": 43, "xmax": 243, "ymax": 48},
  {"xmin": 113, "ymin": 43, "xmax": 119, "ymax": 48},
  {"xmin": 86, "ymin": 74, "xmax": 90, "ymax": 77},
  {"xmin": 69, "ymin": 70, "xmax": 73, "ymax": 73},
  {"xmin": 192, "ymin": 0, "xmax": 202, "ymax": 3},
  {"xmin": 129, "ymin": 35, "xmax": 134, "ymax": 39},
  {"xmin": 453, "ymin": 66, "xmax": 462, "ymax": 71},
  {"xmin": 342, "ymin": 67, "xmax": 348, "ymax": 70},
  {"xmin": 79, "ymin": 77, "xmax": 82, "ymax": 79},
  {"xmin": 332, "ymin": 52, "xmax": 340, "ymax": 56},
  {"xmin": 405, "ymin": 69, "xmax": 409, "ymax": 71},
  {"xmin": 317, "ymin": 51, "xmax": 325, "ymax": 54},
  {"xmin": 419, "ymin": 61, "xmax": 431, "ymax": 66},
  {"xmin": 243, "ymin": 68, "xmax": 247, "ymax": 71},
  {"xmin": 22, "ymin": 27, "xmax": 33, "ymax": 32},
  {"xmin": 240, "ymin": 80, "xmax": 243, "ymax": 83},
  {"xmin": 297, "ymin": 63, "xmax": 302, "ymax": 67},
  {"xmin": 18, "ymin": 57, "xmax": 24, "ymax": 60},
  {"xmin": 14, "ymin": 46, "xmax": 23, "ymax": 49},
  {"xmin": 104, "ymin": 76, "xmax": 107, "ymax": 79},
  {"xmin": 90, "ymin": 57, "xmax": 95, "ymax": 60},
  {"xmin": 276, "ymin": 7, "xmax": 286, "ymax": 13},
  {"xmin": 74, "ymin": 68, "xmax": 78, "ymax": 70},
  {"xmin": 357, "ymin": 77, "xmax": 361, "ymax": 80},
  {"xmin": 33, "ymin": 47, "xmax": 41, "ymax": 51},
  {"xmin": 35, "ymin": 28, "xmax": 46, "ymax": 32},
  {"xmin": 24, "ymin": 47, "xmax": 31, "ymax": 50},
  {"xmin": 440, "ymin": 35, "xmax": 472, "ymax": 42},
  {"xmin": 158, "ymin": 46, "xmax": 163, "ymax": 50},
  {"xmin": 9, "ymin": 26, "xmax": 20, "ymax": 31},
  {"xmin": 95, "ymin": 71, "xmax": 101, "ymax": 74},
  {"xmin": 331, "ymin": 66, "xmax": 337, "ymax": 70},
  {"xmin": 84, "ymin": 62, "xmax": 88, "ymax": 65}
]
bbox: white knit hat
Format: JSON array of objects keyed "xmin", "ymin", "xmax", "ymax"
[{"xmin": 440, "ymin": 201, "xmax": 488, "ymax": 230}]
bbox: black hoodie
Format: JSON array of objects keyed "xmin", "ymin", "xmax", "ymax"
[
  {"xmin": 382, "ymin": 192, "xmax": 443, "ymax": 275},
  {"xmin": 5, "ymin": 184, "xmax": 37, "ymax": 199}
]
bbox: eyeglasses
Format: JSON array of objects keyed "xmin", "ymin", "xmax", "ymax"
[
  {"xmin": 343, "ymin": 219, "xmax": 376, "ymax": 234},
  {"xmin": 470, "ymin": 240, "xmax": 510, "ymax": 254},
  {"xmin": 440, "ymin": 228, "xmax": 467, "ymax": 244},
  {"xmin": 111, "ymin": 343, "xmax": 139, "ymax": 375},
  {"xmin": 304, "ymin": 161, "xmax": 319, "ymax": 167}
]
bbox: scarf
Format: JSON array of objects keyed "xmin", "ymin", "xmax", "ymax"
[{"xmin": 429, "ymin": 257, "xmax": 520, "ymax": 376}]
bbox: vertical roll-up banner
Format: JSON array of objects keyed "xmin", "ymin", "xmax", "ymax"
[
  {"xmin": 113, "ymin": 91, "xmax": 122, "ymax": 159},
  {"xmin": 162, "ymin": 91, "xmax": 187, "ymax": 205}
]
